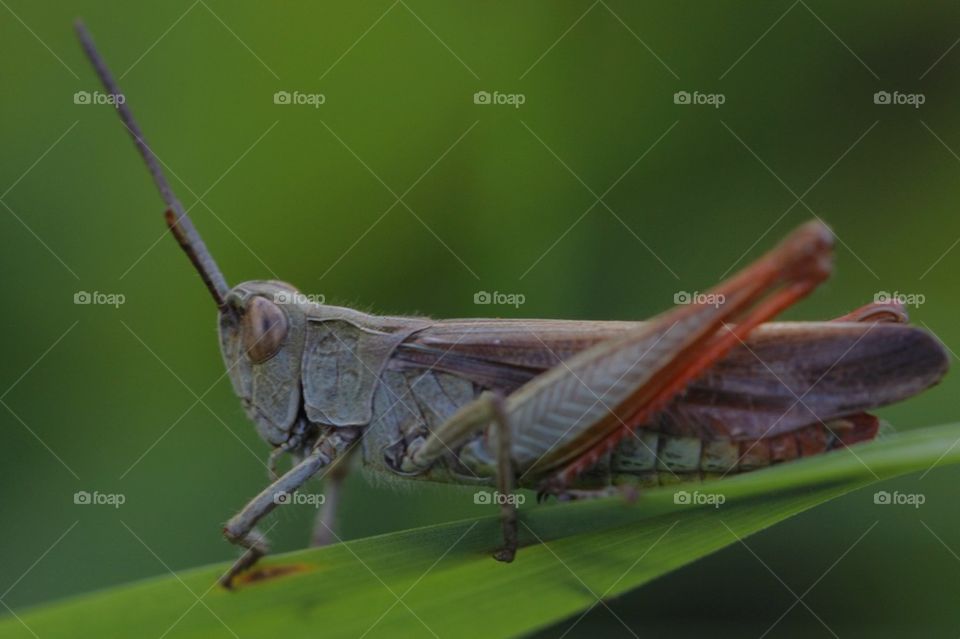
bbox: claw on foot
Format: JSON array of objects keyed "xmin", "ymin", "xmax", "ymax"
[{"xmin": 493, "ymin": 547, "xmax": 516, "ymax": 563}]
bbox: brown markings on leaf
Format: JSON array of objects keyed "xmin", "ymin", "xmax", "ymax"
[{"xmin": 231, "ymin": 563, "xmax": 312, "ymax": 588}]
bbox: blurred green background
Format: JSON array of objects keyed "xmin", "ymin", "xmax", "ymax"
[{"xmin": 2, "ymin": 1, "xmax": 959, "ymax": 636}]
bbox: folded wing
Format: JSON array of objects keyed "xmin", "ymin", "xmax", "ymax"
[{"xmin": 392, "ymin": 319, "xmax": 948, "ymax": 441}]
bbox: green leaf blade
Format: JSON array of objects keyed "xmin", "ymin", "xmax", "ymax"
[{"xmin": 3, "ymin": 423, "xmax": 959, "ymax": 639}]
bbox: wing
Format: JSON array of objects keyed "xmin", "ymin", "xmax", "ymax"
[{"xmin": 391, "ymin": 318, "xmax": 948, "ymax": 441}]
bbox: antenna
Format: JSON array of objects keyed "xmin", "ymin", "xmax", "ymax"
[{"xmin": 75, "ymin": 19, "xmax": 230, "ymax": 309}]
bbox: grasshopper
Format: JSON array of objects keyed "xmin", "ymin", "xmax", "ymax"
[{"xmin": 77, "ymin": 22, "xmax": 950, "ymax": 587}]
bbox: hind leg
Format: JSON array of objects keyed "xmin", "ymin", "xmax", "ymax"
[{"xmin": 407, "ymin": 222, "xmax": 835, "ymax": 558}]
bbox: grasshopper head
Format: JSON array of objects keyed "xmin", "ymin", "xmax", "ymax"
[{"xmin": 219, "ymin": 281, "xmax": 313, "ymax": 445}]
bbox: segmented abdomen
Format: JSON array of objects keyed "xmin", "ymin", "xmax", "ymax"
[{"xmin": 569, "ymin": 414, "xmax": 879, "ymax": 490}]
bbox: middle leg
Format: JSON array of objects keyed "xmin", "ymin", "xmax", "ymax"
[{"xmin": 404, "ymin": 391, "xmax": 518, "ymax": 562}]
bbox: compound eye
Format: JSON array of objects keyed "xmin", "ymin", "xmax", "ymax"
[{"xmin": 242, "ymin": 297, "xmax": 288, "ymax": 363}]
